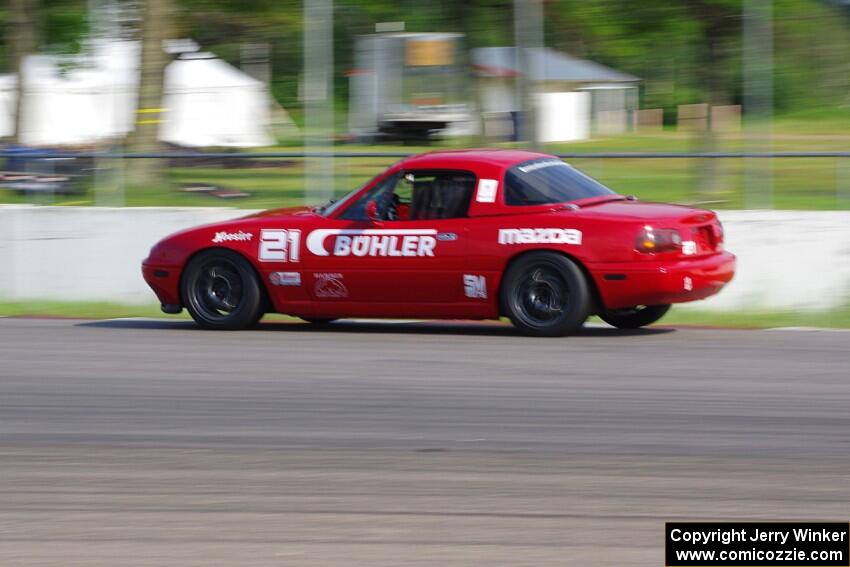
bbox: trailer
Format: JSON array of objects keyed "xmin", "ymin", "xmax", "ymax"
[{"xmin": 348, "ymin": 32, "xmax": 470, "ymax": 142}]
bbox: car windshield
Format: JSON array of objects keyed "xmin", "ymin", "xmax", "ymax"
[
  {"xmin": 504, "ymin": 159, "xmax": 617, "ymax": 206},
  {"xmin": 317, "ymin": 184, "xmax": 364, "ymax": 217}
]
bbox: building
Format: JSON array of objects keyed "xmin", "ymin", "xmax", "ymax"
[{"xmin": 472, "ymin": 47, "xmax": 640, "ymax": 142}]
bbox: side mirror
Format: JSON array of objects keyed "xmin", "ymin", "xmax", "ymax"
[{"xmin": 365, "ymin": 200, "xmax": 381, "ymax": 223}]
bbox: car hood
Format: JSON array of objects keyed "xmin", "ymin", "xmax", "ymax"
[
  {"xmin": 242, "ymin": 206, "xmax": 314, "ymax": 219},
  {"xmin": 152, "ymin": 206, "xmax": 313, "ymax": 252}
]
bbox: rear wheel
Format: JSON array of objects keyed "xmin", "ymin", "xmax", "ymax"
[
  {"xmin": 501, "ymin": 252, "xmax": 591, "ymax": 337},
  {"xmin": 182, "ymin": 249, "xmax": 264, "ymax": 330},
  {"xmin": 599, "ymin": 304, "xmax": 671, "ymax": 329}
]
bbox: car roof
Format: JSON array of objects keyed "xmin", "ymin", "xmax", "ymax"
[{"xmin": 397, "ymin": 148, "xmax": 554, "ymax": 170}]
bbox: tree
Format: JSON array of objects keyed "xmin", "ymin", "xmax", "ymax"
[
  {"xmin": 8, "ymin": 0, "xmax": 40, "ymax": 144},
  {"xmin": 126, "ymin": 0, "xmax": 175, "ymax": 185}
]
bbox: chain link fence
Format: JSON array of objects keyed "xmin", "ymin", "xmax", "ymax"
[{"xmin": 1, "ymin": 151, "xmax": 849, "ymax": 210}]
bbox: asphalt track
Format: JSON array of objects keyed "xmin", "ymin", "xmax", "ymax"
[{"xmin": 1, "ymin": 317, "xmax": 849, "ymax": 566}]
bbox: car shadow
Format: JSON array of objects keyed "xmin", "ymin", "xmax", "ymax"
[
  {"xmin": 77, "ymin": 319, "xmax": 199, "ymax": 330},
  {"xmin": 77, "ymin": 318, "xmax": 676, "ymax": 338}
]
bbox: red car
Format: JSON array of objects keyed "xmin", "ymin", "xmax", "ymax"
[{"xmin": 142, "ymin": 149, "xmax": 735, "ymax": 336}]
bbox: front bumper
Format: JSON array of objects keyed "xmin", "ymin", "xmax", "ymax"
[
  {"xmin": 141, "ymin": 259, "xmax": 182, "ymax": 307},
  {"xmin": 590, "ymin": 251, "xmax": 736, "ymax": 310}
]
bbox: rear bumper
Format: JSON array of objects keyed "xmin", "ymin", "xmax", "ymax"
[
  {"xmin": 590, "ymin": 251, "xmax": 736, "ymax": 310},
  {"xmin": 141, "ymin": 259, "xmax": 181, "ymax": 307}
]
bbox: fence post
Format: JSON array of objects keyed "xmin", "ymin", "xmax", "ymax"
[
  {"xmin": 839, "ymin": 157, "xmax": 850, "ymax": 209},
  {"xmin": 742, "ymin": 0, "xmax": 774, "ymax": 209},
  {"xmin": 303, "ymin": 0, "xmax": 335, "ymax": 206},
  {"xmin": 513, "ymin": 0, "xmax": 543, "ymax": 149}
]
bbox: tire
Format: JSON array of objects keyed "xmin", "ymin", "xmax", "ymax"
[
  {"xmin": 501, "ymin": 252, "xmax": 591, "ymax": 337},
  {"xmin": 301, "ymin": 317, "xmax": 338, "ymax": 325},
  {"xmin": 599, "ymin": 304, "xmax": 671, "ymax": 329},
  {"xmin": 181, "ymin": 249, "xmax": 264, "ymax": 330}
]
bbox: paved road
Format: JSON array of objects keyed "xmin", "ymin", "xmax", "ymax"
[{"xmin": 1, "ymin": 317, "xmax": 848, "ymax": 566}]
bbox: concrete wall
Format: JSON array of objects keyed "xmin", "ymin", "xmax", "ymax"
[
  {"xmin": 691, "ymin": 210, "xmax": 850, "ymax": 311},
  {"xmin": 0, "ymin": 206, "xmax": 250, "ymax": 304},
  {"xmin": 0, "ymin": 205, "xmax": 848, "ymax": 310}
]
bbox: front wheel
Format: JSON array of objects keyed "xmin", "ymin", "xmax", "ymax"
[
  {"xmin": 598, "ymin": 304, "xmax": 671, "ymax": 329},
  {"xmin": 501, "ymin": 252, "xmax": 591, "ymax": 337},
  {"xmin": 182, "ymin": 249, "xmax": 264, "ymax": 330}
]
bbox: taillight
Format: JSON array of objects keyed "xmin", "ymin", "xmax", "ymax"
[
  {"xmin": 715, "ymin": 221, "xmax": 724, "ymax": 249},
  {"xmin": 635, "ymin": 226, "xmax": 682, "ymax": 253}
]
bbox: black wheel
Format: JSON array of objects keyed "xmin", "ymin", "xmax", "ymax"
[
  {"xmin": 599, "ymin": 304, "xmax": 671, "ymax": 329},
  {"xmin": 181, "ymin": 249, "xmax": 264, "ymax": 330},
  {"xmin": 301, "ymin": 318, "xmax": 338, "ymax": 325},
  {"xmin": 501, "ymin": 252, "xmax": 591, "ymax": 337}
]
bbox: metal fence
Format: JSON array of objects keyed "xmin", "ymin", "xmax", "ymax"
[
  {"xmin": 2, "ymin": 151, "xmax": 849, "ymax": 158},
  {"xmin": 2, "ymin": 151, "xmax": 849, "ymax": 210}
]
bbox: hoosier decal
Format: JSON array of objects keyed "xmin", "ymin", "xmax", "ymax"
[
  {"xmin": 212, "ymin": 230, "xmax": 253, "ymax": 243},
  {"xmin": 306, "ymin": 229, "xmax": 438, "ymax": 257},
  {"xmin": 498, "ymin": 228, "xmax": 582, "ymax": 246}
]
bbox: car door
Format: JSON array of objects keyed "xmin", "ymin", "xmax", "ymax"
[{"xmin": 303, "ymin": 170, "xmax": 473, "ymax": 305}]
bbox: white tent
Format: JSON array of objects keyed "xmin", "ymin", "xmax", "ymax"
[
  {"xmin": 15, "ymin": 41, "xmax": 139, "ymax": 146},
  {"xmin": 160, "ymin": 53, "xmax": 273, "ymax": 147},
  {"xmin": 0, "ymin": 40, "xmax": 278, "ymax": 148},
  {"xmin": 0, "ymin": 75, "xmax": 17, "ymax": 139}
]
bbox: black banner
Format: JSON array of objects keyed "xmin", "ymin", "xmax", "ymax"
[{"xmin": 666, "ymin": 522, "xmax": 850, "ymax": 566}]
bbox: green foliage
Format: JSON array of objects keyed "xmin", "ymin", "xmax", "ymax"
[
  {"xmin": 0, "ymin": 0, "xmax": 88, "ymax": 71},
  {"xmin": 2, "ymin": 0, "xmax": 849, "ymax": 120},
  {"xmin": 547, "ymin": 0, "xmax": 849, "ymax": 118},
  {"xmin": 41, "ymin": 0, "xmax": 89, "ymax": 53}
]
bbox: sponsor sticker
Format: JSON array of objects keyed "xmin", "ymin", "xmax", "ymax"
[
  {"xmin": 682, "ymin": 240, "xmax": 697, "ymax": 255},
  {"xmin": 306, "ymin": 229, "xmax": 437, "ymax": 258},
  {"xmin": 683, "ymin": 276, "xmax": 693, "ymax": 291},
  {"xmin": 476, "ymin": 179, "xmax": 498, "ymax": 203},
  {"xmin": 517, "ymin": 159, "xmax": 565, "ymax": 173},
  {"xmin": 212, "ymin": 230, "xmax": 253, "ymax": 243},
  {"xmin": 314, "ymin": 273, "xmax": 349, "ymax": 298},
  {"xmin": 259, "ymin": 229, "xmax": 301, "ymax": 262},
  {"xmin": 463, "ymin": 275, "xmax": 487, "ymax": 299},
  {"xmin": 498, "ymin": 228, "xmax": 582, "ymax": 246},
  {"xmin": 269, "ymin": 271, "xmax": 301, "ymax": 286}
]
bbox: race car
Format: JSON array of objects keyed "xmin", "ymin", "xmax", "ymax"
[{"xmin": 142, "ymin": 149, "xmax": 735, "ymax": 336}]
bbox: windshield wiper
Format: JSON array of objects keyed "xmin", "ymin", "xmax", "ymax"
[{"xmin": 313, "ymin": 199, "xmax": 337, "ymax": 215}]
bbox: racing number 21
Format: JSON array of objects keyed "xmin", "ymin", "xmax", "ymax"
[{"xmin": 259, "ymin": 229, "xmax": 301, "ymax": 262}]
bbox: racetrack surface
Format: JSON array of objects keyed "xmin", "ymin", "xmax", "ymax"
[{"xmin": 1, "ymin": 317, "xmax": 849, "ymax": 566}]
